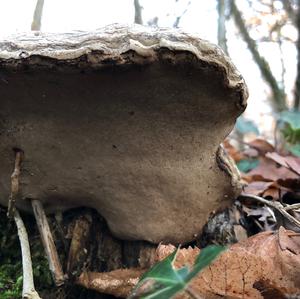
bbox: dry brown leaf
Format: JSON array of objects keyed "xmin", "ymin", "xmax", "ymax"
[
  {"xmin": 243, "ymin": 181, "xmax": 274, "ymax": 195},
  {"xmin": 77, "ymin": 228, "xmax": 300, "ymax": 299},
  {"xmin": 243, "ymin": 158, "xmax": 298, "ymax": 183},
  {"xmin": 266, "ymin": 152, "xmax": 300, "ymax": 176},
  {"xmin": 247, "ymin": 138, "xmax": 275, "ymax": 155}
]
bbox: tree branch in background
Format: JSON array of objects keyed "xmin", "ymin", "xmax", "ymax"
[
  {"xmin": 294, "ymin": 0, "xmax": 300, "ymax": 110},
  {"xmin": 14, "ymin": 210, "xmax": 41, "ymax": 299},
  {"xmin": 31, "ymin": 0, "xmax": 44, "ymax": 31},
  {"xmin": 230, "ymin": 0, "xmax": 287, "ymax": 111},
  {"xmin": 134, "ymin": 0, "xmax": 143, "ymax": 25},
  {"xmin": 173, "ymin": 0, "xmax": 191, "ymax": 28},
  {"xmin": 217, "ymin": 0, "xmax": 229, "ymax": 54},
  {"xmin": 280, "ymin": 0, "xmax": 297, "ymax": 26}
]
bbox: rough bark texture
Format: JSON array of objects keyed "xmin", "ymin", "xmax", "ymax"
[{"xmin": 0, "ymin": 24, "xmax": 248, "ymax": 244}]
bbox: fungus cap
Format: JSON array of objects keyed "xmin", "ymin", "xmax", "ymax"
[{"xmin": 0, "ymin": 24, "xmax": 248, "ymax": 243}]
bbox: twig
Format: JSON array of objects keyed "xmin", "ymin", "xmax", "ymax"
[
  {"xmin": 31, "ymin": 199, "xmax": 65, "ymax": 286},
  {"xmin": 14, "ymin": 209, "xmax": 41, "ymax": 299},
  {"xmin": 7, "ymin": 151, "xmax": 23, "ymax": 218},
  {"xmin": 284, "ymin": 203, "xmax": 300, "ymax": 211},
  {"xmin": 239, "ymin": 194, "xmax": 300, "ymax": 229}
]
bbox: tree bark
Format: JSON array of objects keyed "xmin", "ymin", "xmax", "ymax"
[{"xmin": 230, "ymin": 0, "xmax": 286, "ymax": 111}]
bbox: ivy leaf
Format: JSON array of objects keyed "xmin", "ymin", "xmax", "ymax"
[{"xmin": 130, "ymin": 245, "xmax": 225, "ymax": 299}]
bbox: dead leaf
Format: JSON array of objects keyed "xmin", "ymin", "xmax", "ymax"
[
  {"xmin": 247, "ymin": 138, "xmax": 275, "ymax": 154},
  {"xmin": 243, "ymin": 157, "xmax": 298, "ymax": 182},
  {"xmin": 266, "ymin": 152, "xmax": 300, "ymax": 176},
  {"xmin": 243, "ymin": 181, "xmax": 274, "ymax": 195},
  {"xmin": 77, "ymin": 228, "xmax": 300, "ymax": 299}
]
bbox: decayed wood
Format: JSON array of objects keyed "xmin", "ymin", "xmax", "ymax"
[
  {"xmin": 67, "ymin": 213, "xmax": 92, "ymax": 276},
  {"xmin": 31, "ymin": 199, "xmax": 65, "ymax": 286},
  {"xmin": 7, "ymin": 151, "xmax": 22, "ymax": 218},
  {"xmin": 14, "ymin": 209, "xmax": 41, "ymax": 299}
]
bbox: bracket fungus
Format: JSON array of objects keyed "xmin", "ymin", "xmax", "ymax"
[{"xmin": 0, "ymin": 24, "xmax": 248, "ymax": 243}]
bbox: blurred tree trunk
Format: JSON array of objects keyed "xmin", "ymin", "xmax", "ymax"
[
  {"xmin": 31, "ymin": 0, "xmax": 44, "ymax": 31},
  {"xmin": 294, "ymin": 0, "xmax": 300, "ymax": 110},
  {"xmin": 217, "ymin": 0, "xmax": 228, "ymax": 55},
  {"xmin": 134, "ymin": 0, "xmax": 143, "ymax": 25},
  {"xmin": 280, "ymin": 0, "xmax": 297, "ymax": 26},
  {"xmin": 230, "ymin": 0, "xmax": 287, "ymax": 111}
]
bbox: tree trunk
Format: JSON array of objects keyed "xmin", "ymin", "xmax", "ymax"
[
  {"xmin": 31, "ymin": 0, "xmax": 44, "ymax": 31},
  {"xmin": 134, "ymin": 0, "xmax": 143, "ymax": 25},
  {"xmin": 230, "ymin": 0, "xmax": 286, "ymax": 111},
  {"xmin": 217, "ymin": 0, "xmax": 228, "ymax": 54},
  {"xmin": 294, "ymin": 0, "xmax": 300, "ymax": 110}
]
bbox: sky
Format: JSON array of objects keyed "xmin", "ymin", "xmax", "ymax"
[{"xmin": 0, "ymin": 0, "xmax": 297, "ymax": 135}]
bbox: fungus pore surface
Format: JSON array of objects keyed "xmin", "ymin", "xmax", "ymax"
[{"xmin": 0, "ymin": 24, "xmax": 248, "ymax": 243}]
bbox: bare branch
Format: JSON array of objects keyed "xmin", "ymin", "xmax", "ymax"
[
  {"xmin": 31, "ymin": 199, "xmax": 65, "ymax": 286},
  {"xmin": 14, "ymin": 210, "xmax": 41, "ymax": 299},
  {"xmin": 239, "ymin": 194, "xmax": 300, "ymax": 229},
  {"xmin": 134, "ymin": 0, "xmax": 143, "ymax": 25},
  {"xmin": 173, "ymin": 1, "xmax": 191, "ymax": 28},
  {"xmin": 217, "ymin": 0, "xmax": 229, "ymax": 54},
  {"xmin": 230, "ymin": 0, "xmax": 286, "ymax": 111}
]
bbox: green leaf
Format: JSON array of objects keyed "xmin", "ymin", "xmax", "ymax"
[
  {"xmin": 138, "ymin": 250, "xmax": 182, "ymax": 285},
  {"xmin": 280, "ymin": 111, "xmax": 300, "ymax": 130},
  {"xmin": 236, "ymin": 159, "xmax": 259, "ymax": 172},
  {"xmin": 131, "ymin": 245, "xmax": 225, "ymax": 299},
  {"xmin": 236, "ymin": 117, "xmax": 259, "ymax": 135}
]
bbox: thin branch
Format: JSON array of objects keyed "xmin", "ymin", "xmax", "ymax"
[
  {"xmin": 173, "ymin": 0, "xmax": 191, "ymax": 28},
  {"xmin": 7, "ymin": 151, "xmax": 23, "ymax": 218},
  {"xmin": 31, "ymin": 0, "xmax": 45, "ymax": 31},
  {"xmin": 134, "ymin": 0, "xmax": 143, "ymax": 25},
  {"xmin": 284, "ymin": 203, "xmax": 300, "ymax": 211},
  {"xmin": 230, "ymin": 0, "xmax": 286, "ymax": 111},
  {"xmin": 239, "ymin": 194, "xmax": 300, "ymax": 228},
  {"xmin": 217, "ymin": 0, "xmax": 229, "ymax": 54},
  {"xmin": 31, "ymin": 199, "xmax": 65, "ymax": 286},
  {"xmin": 14, "ymin": 210, "xmax": 41, "ymax": 299}
]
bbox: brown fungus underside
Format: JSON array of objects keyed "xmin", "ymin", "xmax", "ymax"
[{"xmin": 0, "ymin": 24, "xmax": 248, "ymax": 244}]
